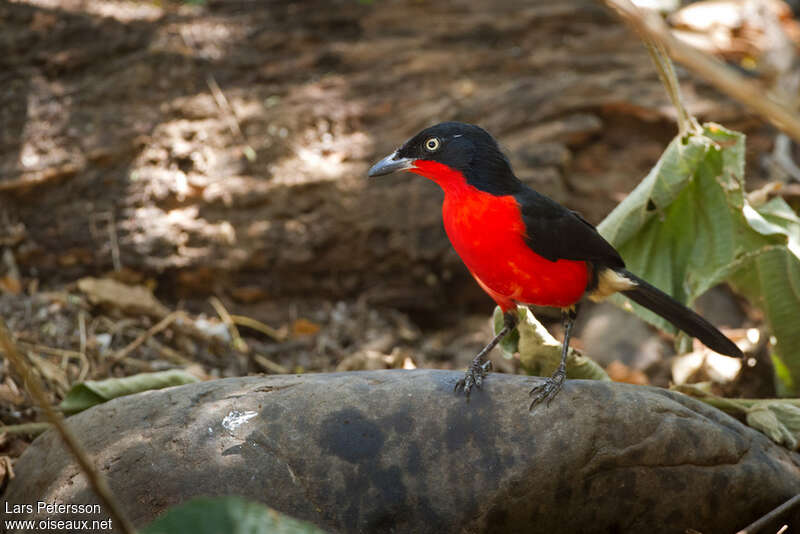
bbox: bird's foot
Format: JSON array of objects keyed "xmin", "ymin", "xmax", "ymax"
[
  {"xmin": 529, "ymin": 367, "xmax": 566, "ymax": 410},
  {"xmin": 454, "ymin": 360, "xmax": 492, "ymax": 399}
]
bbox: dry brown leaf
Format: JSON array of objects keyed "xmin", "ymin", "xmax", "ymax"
[
  {"xmin": 0, "ymin": 275, "xmax": 22, "ymax": 295},
  {"xmin": 606, "ymin": 360, "xmax": 649, "ymax": 385},
  {"xmin": 292, "ymin": 318, "xmax": 320, "ymax": 337},
  {"xmin": 0, "ymin": 378, "xmax": 25, "ymax": 406},
  {"xmin": 77, "ymin": 277, "xmax": 169, "ymax": 318},
  {"xmin": 57, "ymin": 248, "xmax": 92, "ymax": 267},
  {"xmin": 230, "ymin": 286, "xmax": 270, "ymax": 303}
]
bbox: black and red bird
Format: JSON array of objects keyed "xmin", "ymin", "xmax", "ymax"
[{"xmin": 368, "ymin": 122, "xmax": 742, "ymax": 408}]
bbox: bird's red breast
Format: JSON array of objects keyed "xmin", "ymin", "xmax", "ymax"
[{"xmin": 411, "ymin": 160, "xmax": 590, "ymax": 311}]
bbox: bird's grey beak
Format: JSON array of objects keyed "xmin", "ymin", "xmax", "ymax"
[{"xmin": 368, "ymin": 151, "xmax": 415, "ymax": 177}]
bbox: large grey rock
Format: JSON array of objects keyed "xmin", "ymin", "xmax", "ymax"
[{"xmin": 4, "ymin": 371, "xmax": 800, "ymax": 533}]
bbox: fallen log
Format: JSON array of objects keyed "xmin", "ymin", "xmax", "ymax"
[{"xmin": 4, "ymin": 370, "xmax": 800, "ymax": 533}]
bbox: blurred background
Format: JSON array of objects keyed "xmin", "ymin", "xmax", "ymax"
[{"xmin": 2, "ymin": 0, "xmax": 800, "ymax": 461}]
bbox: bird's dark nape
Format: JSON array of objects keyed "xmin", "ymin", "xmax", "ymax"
[{"xmin": 618, "ymin": 270, "xmax": 743, "ymax": 358}]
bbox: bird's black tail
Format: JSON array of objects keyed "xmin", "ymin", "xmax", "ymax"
[{"xmin": 617, "ymin": 269, "xmax": 743, "ymax": 358}]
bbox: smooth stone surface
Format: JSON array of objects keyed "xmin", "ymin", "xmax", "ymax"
[{"xmin": 4, "ymin": 370, "xmax": 800, "ymax": 533}]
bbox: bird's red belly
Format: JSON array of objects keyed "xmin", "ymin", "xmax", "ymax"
[{"xmin": 442, "ymin": 192, "xmax": 590, "ymax": 311}]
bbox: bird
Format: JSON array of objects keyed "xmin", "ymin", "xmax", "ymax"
[{"xmin": 368, "ymin": 122, "xmax": 743, "ymax": 409}]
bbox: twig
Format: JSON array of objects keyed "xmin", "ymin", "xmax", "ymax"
[
  {"xmin": 253, "ymin": 353, "xmax": 290, "ymax": 374},
  {"xmin": 230, "ymin": 314, "xmax": 288, "ymax": 341},
  {"xmin": 601, "ymin": 0, "xmax": 800, "ymax": 143},
  {"xmin": 736, "ymin": 494, "xmax": 800, "ymax": 534},
  {"xmin": 210, "ymin": 296, "xmax": 249, "ymax": 353},
  {"xmin": 0, "ymin": 319, "xmax": 135, "ymax": 534},
  {"xmin": 0, "ymin": 163, "xmax": 81, "ymax": 192},
  {"xmin": 0, "ymin": 422, "xmax": 52, "ymax": 435},
  {"xmin": 206, "ymin": 74, "xmax": 257, "ymax": 161},
  {"xmin": 17, "ymin": 341, "xmax": 83, "ymax": 360},
  {"xmin": 119, "ymin": 358, "xmax": 155, "ymax": 372},
  {"xmin": 145, "ymin": 337, "xmax": 195, "ymax": 366},
  {"xmin": 77, "ymin": 311, "xmax": 88, "ymax": 380},
  {"xmin": 88, "ymin": 212, "xmax": 122, "ymax": 271},
  {"xmin": 110, "ymin": 310, "xmax": 183, "ymax": 363},
  {"xmin": 107, "ymin": 215, "xmax": 122, "ymax": 272}
]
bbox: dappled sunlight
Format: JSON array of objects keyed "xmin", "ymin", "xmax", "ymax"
[
  {"xmin": 3, "ymin": 7, "xmax": 798, "ymax": 527},
  {"xmin": 15, "ymin": 0, "xmax": 163, "ymax": 22}
]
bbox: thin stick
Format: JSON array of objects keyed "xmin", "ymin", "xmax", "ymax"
[
  {"xmin": 602, "ymin": 0, "xmax": 800, "ymax": 143},
  {"xmin": 0, "ymin": 319, "xmax": 135, "ymax": 534},
  {"xmin": 252, "ymin": 353, "xmax": 289, "ymax": 374},
  {"xmin": 78, "ymin": 311, "xmax": 87, "ymax": 361},
  {"xmin": 110, "ymin": 310, "xmax": 183, "ymax": 363},
  {"xmin": 206, "ymin": 74, "xmax": 256, "ymax": 161},
  {"xmin": 0, "ymin": 422, "xmax": 52, "ymax": 435},
  {"xmin": 230, "ymin": 314, "xmax": 287, "ymax": 342},
  {"xmin": 210, "ymin": 296, "xmax": 249, "ymax": 353},
  {"xmin": 144, "ymin": 337, "xmax": 195, "ymax": 366},
  {"xmin": 736, "ymin": 494, "xmax": 800, "ymax": 534},
  {"xmin": 107, "ymin": 215, "xmax": 122, "ymax": 272},
  {"xmin": 17, "ymin": 341, "xmax": 84, "ymax": 360}
]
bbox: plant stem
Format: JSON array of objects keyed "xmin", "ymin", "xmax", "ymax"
[
  {"xmin": 686, "ymin": 394, "xmax": 800, "ymax": 415},
  {"xmin": 0, "ymin": 319, "xmax": 136, "ymax": 534},
  {"xmin": 0, "ymin": 422, "xmax": 52, "ymax": 435},
  {"xmin": 602, "ymin": 0, "xmax": 800, "ymax": 143},
  {"xmin": 644, "ymin": 40, "xmax": 697, "ymax": 136}
]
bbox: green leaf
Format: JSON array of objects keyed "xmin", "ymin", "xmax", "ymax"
[
  {"xmin": 597, "ymin": 124, "xmax": 800, "ymax": 393},
  {"xmin": 746, "ymin": 405, "xmax": 795, "ymax": 448},
  {"xmin": 60, "ymin": 370, "xmax": 200, "ymax": 414},
  {"xmin": 673, "ymin": 385, "xmax": 800, "ymax": 449},
  {"xmin": 493, "ymin": 306, "xmax": 519, "ymax": 358},
  {"xmin": 493, "ymin": 306, "xmax": 609, "ymax": 381},
  {"xmin": 142, "ymin": 496, "xmax": 328, "ymax": 534}
]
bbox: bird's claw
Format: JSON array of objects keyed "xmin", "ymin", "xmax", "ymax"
[
  {"xmin": 454, "ymin": 360, "xmax": 492, "ymax": 399},
  {"xmin": 529, "ymin": 368, "xmax": 566, "ymax": 410}
]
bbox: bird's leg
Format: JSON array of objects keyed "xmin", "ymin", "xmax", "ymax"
[
  {"xmin": 529, "ymin": 306, "xmax": 577, "ymax": 410},
  {"xmin": 455, "ymin": 310, "xmax": 518, "ymax": 399}
]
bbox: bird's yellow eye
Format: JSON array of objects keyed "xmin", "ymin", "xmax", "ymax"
[{"xmin": 424, "ymin": 137, "xmax": 441, "ymax": 152}]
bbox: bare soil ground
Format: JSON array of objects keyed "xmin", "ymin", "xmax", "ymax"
[{"xmin": 0, "ymin": 0, "xmax": 787, "ymax": 477}]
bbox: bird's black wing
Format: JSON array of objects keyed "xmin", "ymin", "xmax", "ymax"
[{"xmin": 514, "ymin": 188, "xmax": 625, "ymax": 268}]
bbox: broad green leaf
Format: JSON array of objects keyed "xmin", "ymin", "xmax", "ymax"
[
  {"xmin": 597, "ymin": 124, "xmax": 800, "ymax": 393},
  {"xmin": 60, "ymin": 370, "xmax": 200, "ymax": 414},
  {"xmin": 746, "ymin": 405, "xmax": 796, "ymax": 449},
  {"xmin": 142, "ymin": 496, "xmax": 328, "ymax": 534},
  {"xmin": 493, "ymin": 306, "xmax": 609, "ymax": 381},
  {"xmin": 672, "ymin": 385, "xmax": 800, "ymax": 449}
]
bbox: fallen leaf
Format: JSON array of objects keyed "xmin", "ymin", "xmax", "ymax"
[
  {"xmin": 78, "ymin": 277, "xmax": 169, "ymax": 317},
  {"xmin": 0, "ymin": 275, "xmax": 22, "ymax": 295},
  {"xmin": 292, "ymin": 318, "xmax": 320, "ymax": 337},
  {"xmin": 60, "ymin": 370, "xmax": 200, "ymax": 414},
  {"xmin": 606, "ymin": 360, "xmax": 649, "ymax": 385}
]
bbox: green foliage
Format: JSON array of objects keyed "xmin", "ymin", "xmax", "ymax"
[
  {"xmin": 597, "ymin": 124, "xmax": 800, "ymax": 394},
  {"xmin": 142, "ymin": 496, "xmax": 328, "ymax": 534},
  {"xmin": 59, "ymin": 370, "xmax": 199, "ymax": 414},
  {"xmin": 493, "ymin": 307, "xmax": 609, "ymax": 381},
  {"xmin": 674, "ymin": 384, "xmax": 800, "ymax": 449},
  {"xmin": 746, "ymin": 402, "xmax": 800, "ymax": 450}
]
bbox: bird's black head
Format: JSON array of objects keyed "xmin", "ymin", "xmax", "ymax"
[{"xmin": 368, "ymin": 122, "xmax": 520, "ymax": 195}]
